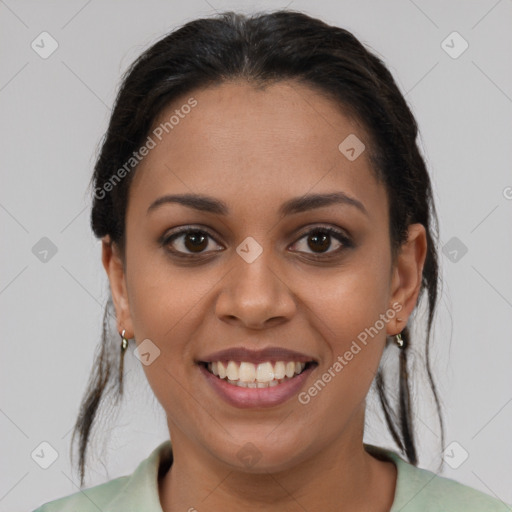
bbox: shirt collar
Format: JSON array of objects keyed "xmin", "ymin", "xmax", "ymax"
[
  {"xmin": 105, "ymin": 440, "xmax": 417, "ymax": 511},
  {"xmin": 106, "ymin": 440, "xmax": 172, "ymax": 511},
  {"xmin": 364, "ymin": 442, "xmax": 428, "ymax": 511}
]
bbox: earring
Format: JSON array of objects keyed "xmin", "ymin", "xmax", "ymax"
[
  {"xmin": 119, "ymin": 329, "xmax": 129, "ymax": 395},
  {"xmin": 120, "ymin": 329, "xmax": 129, "ymax": 351},
  {"xmin": 395, "ymin": 314, "xmax": 404, "ymax": 348}
]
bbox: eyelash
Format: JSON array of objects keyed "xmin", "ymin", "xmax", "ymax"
[{"xmin": 160, "ymin": 225, "xmax": 353, "ymax": 260}]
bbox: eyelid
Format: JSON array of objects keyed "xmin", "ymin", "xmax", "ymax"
[{"xmin": 293, "ymin": 224, "xmax": 351, "ymax": 243}]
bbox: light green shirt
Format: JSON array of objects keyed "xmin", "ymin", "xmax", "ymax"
[{"xmin": 32, "ymin": 440, "xmax": 511, "ymax": 511}]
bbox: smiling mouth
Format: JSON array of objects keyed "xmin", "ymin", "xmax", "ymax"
[{"xmin": 199, "ymin": 360, "xmax": 317, "ymax": 388}]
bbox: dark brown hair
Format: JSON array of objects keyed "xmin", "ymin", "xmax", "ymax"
[{"xmin": 72, "ymin": 9, "xmax": 444, "ymax": 487}]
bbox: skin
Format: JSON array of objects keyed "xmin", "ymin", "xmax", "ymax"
[{"xmin": 102, "ymin": 80, "xmax": 427, "ymax": 512}]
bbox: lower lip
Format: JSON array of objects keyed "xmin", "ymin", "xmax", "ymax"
[{"xmin": 199, "ymin": 364, "xmax": 315, "ymax": 408}]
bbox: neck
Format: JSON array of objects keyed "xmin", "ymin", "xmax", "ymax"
[{"xmin": 158, "ymin": 410, "xmax": 396, "ymax": 512}]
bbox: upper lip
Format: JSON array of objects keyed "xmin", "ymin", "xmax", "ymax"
[{"xmin": 197, "ymin": 346, "xmax": 317, "ymax": 365}]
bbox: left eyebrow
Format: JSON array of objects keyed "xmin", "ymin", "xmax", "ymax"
[
  {"xmin": 279, "ymin": 191, "xmax": 368, "ymax": 217},
  {"xmin": 147, "ymin": 191, "xmax": 368, "ymax": 217}
]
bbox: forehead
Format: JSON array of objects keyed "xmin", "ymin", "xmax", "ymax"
[{"xmin": 129, "ymin": 80, "xmax": 386, "ymax": 221}]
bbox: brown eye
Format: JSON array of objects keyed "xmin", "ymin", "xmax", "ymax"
[
  {"xmin": 163, "ymin": 228, "xmax": 223, "ymax": 256},
  {"xmin": 181, "ymin": 231, "xmax": 208, "ymax": 253},
  {"xmin": 290, "ymin": 227, "xmax": 352, "ymax": 256},
  {"xmin": 306, "ymin": 230, "xmax": 332, "ymax": 253}
]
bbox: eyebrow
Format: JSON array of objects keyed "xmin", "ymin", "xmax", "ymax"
[{"xmin": 147, "ymin": 191, "xmax": 368, "ymax": 217}]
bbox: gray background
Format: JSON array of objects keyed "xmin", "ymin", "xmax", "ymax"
[{"xmin": 1, "ymin": 0, "xmax": 511, "ymax": 510}]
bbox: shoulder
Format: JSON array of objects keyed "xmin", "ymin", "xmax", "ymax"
[
  {"xmin": 365, "ymin": 444, "xmax": 511, "ymax": 512},
  {"xmin": 396, "ymin": 463, "xmax": 510, "ymax": 511},
  {"xmin": 31, "ymin": 440, "xmax": 173, "ymax": 512}
]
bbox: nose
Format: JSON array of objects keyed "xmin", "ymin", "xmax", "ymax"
[{"xmin": 214, "ymin": 248, "xmax": 297, "ymax": 329}]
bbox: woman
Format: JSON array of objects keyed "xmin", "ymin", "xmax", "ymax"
[{"xmin": 32, "ymin": 9, "xmax": 509, "ymax": 512}]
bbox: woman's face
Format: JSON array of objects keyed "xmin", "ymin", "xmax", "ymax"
[{"xmin": 104, "ymin": 79, "xmax": 426, "ymax": 472}]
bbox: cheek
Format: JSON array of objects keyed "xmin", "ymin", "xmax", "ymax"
[
  {"xmin": 318, "ymin": 257, "xmax": 391, "ymax": 319},
  {"xmin": 123, "ymin": 250, "xmax": 192, "ymax": 372},
  {"xmin": 124, "ymin": 256, "xmax": 205, "ymax": 416},
  {"xmin": 309, "ymin": 253, "xmax": 392, "ymax": 370},
  {"xmin": 125, "ymin": 242, "xmax": 202, "ymax": 336}
]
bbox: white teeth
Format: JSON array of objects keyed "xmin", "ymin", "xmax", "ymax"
[
  {"xmin": 226, "ymin": 361, "xmax": 238, "ymax": 381},
  {"xmin": 274, "ymin": 361, "xmax": 286, "ymax": 379},
  {"xmin": 256, "ymin": 362, "xmax": 274, "ymax": 382},
  {"xmin": 239, "ymin": 362, "xmax": 256, "ymax": 382},
  {"xmin": 205, "ymin": 360, "xmax": 308, "ymax": 387}
]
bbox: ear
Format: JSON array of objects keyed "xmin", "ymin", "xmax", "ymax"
[
  {"xmin": 386, "ymin": 223, "xmax": 427, "ymax": 336},
  {"xmin": 101, "ymin": 236, "xmax": 134, "ymax": 338}
]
